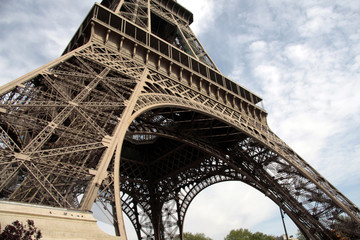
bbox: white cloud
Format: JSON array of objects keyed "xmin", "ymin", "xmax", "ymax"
[
  {"xmin": 299, "ymin": 6, "xmax": 337, "ymax": 37},
  {"xmin": 249, "ymin": 41, "xmax": 267, "ymax": 51},
  {"xmin": 0, "ymin": 0, "xmax": 93, "ymax": 83},
  {"xmin": 225, "ymin": 1, "xmax": 360, "ymax": 181},
  {"xmin": 177, "ymin": 0, "xmax": 225, "ymax": 35},
  {"xmin": 183, "ymin": 182, "xmax": 279, "ymax": 240},
  {"xmin": 284, "ymin": 44, "xmax": 316, "ymax": 65}
]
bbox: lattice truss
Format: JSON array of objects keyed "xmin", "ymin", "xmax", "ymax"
[
  {"xmin": 111, "ymin": 0, "xmax": 217, "ymax": 69},
  {"xmin": 0, "ymin": 44, "xmax": 143, "ymax": 207},
  {"xmin": 1, "ymin": 21, "xmax": 360, "ymax": 240},
  {"xmin": 121, "ymin": 104, "xmax": 360, "ymax": 239}
]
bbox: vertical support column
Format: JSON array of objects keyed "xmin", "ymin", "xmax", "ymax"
[
  {"xmin": 132, "ymin": 0, "xmax": 140, "ymax": 22},
  {"xmin": 280, "ymin": 207, "xmax": 289, "ymax": 240},
  {"xmin": 112, "ymin": 68, "xmax": 150, "ymax": 238},
  {"xmin": 176, "ymin": 199, "xmax": 184, "ymax": 240},
  {"xmin": 80, "ymin": 68, "xmax": 150, "ymax": 239},
  {"xmin": 132, "ymin": 201, "xmax": 143, "ymax": 239},
  {"xmin": 148, "ymin": 185, "xmax": 162, "ymax": 240},
  {"xmin": 147, "ymin": 0, "xmax": 151, "ymax": 32}
]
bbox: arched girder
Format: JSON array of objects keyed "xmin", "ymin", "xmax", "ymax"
[
  {"xmin": 124, "ymin": 123, "xmax": 321, "ymax": 238},
  {"xmin": 76, "ymin": 41, "xmax": 359, "ymax": 237},
  {"xmin": 177, "ymin": 177, "xmax": 242, "ymax": 226},
  {"xmin": 133, "ymin": 96, "xmax": 360, "ymax": 209},
  {"xmin": 122, "ymin": 100, "xmax": 360, "ymax": 239},
  {"xmin": 121, "ymin": 191, "xmax": 154, "ymax": 240}
]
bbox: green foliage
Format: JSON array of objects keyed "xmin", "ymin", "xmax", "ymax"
[
  {"xmin": 224, "ymin": 228, "xmax": 276, "ymax": 240},
  {"xmin": 175, "ymin": 232, "xmax": 213, "ymax": 240},
  {"xmin": 296, "ymin": 229, "xmax": 306, "ymax": 240},
  {"xmin": 332, "ymin": 215, "xmax": 360, "ymax": 239},
  {"xmin": 184, "ymin": 232, "xmax": 213, "ymax": 240},
  {"xmin": 0, "ymin": 220, "xmax": 42, "ymax": 240}
]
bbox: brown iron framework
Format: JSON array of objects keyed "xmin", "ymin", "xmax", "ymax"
[{"xmin": 0, "ymin": 1, "xmax": 359, "ymax": 239}]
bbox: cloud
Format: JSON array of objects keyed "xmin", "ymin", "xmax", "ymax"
[
  {"xmin": 298, "ymin": 6, "xmax": 337, "ymax": 37},
  {"xmin": 223, "ymin": 1, "xmax": 360, "ymax": 168},
  {"xmin": 177, "ymin": 0, "xmax": 225, "ymax": 35},
  {"xmin": 183, "ymin": 182, "xmax": 279, "ymax": 240},
  {"xmin": 0, "ymin": 0, "xmax": 93, "ymax": 84}
]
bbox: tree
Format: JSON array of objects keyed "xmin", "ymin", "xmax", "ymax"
[
  {"xmin": 0, "ymin": 220, "xmax": 42, "ymax": 240},
  {"xmin": 224, "ymin": 228, "xmax": 276, "ymax": 240},
  {"xmin": 331, "ymin": 215, "xmax": 360, "ymax": 239},
  {"xmin": 296, "ymin": 229, "xmax": 306, "ymax": 240},
  {"xmin": 175, "ymin": 232, "xmax": 213, "ymax": 240}
]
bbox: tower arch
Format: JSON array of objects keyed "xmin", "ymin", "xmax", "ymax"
[{"xmin": 117, "ymin": 90, "xmax": 358, "ymax": 239}]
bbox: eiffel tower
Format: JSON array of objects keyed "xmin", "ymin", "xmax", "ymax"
[{"xmin": 0, "ymin": 0, "xmax": 359, "ymax": 239}]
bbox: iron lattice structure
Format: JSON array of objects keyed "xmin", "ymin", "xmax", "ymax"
[{"xmin": 0, "ymin": 0, "xmax": 359, "ymax": 239}]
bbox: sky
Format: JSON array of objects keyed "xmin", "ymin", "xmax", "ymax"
[{"xmin": 1, "ymin": 0, "xmax": 360, "ymax": 239}]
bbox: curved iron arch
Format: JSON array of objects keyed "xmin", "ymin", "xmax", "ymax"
[
  {"xmin": 122, "ymin": 127, "xmax": 316, "ymax": 238},
  {"xmin": 120, "ymin": 97, "xmax": 356, "ymax": 239},
  {"xmin": 77, "ymin": 43, "xmax": 359, "ymax": 238}
]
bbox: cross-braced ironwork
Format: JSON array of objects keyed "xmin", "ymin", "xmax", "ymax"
[{"xmin": 1, "ymin": 1, "xmax": 359, "ymax": 239}]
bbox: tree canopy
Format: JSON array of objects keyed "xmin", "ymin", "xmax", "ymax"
[
  {"xmin": 175, "ymin": 232, "xmax": 213, "ymax": 240},
  {"xmin": 224, "ymin": 228, "xmax": 276, "ymax": 240},
  {"xmin": 0, "ymin": 220, "xmax": 42, "ymax": 240}
]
